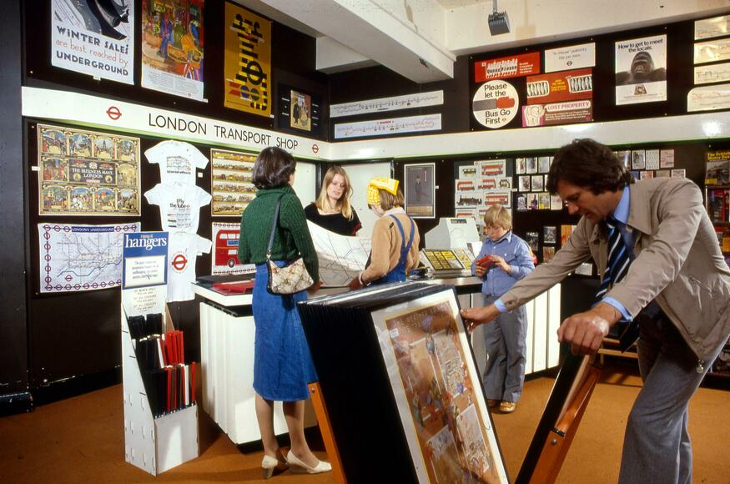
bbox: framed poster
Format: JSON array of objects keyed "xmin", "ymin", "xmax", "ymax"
[
  {"xmin": 224, "ymin": 3, "xmax": 272, "ymax": 116},
  {"xmin": 141, "ymin": 0, "xmax": 205, "ymax": 101},
  {"xmin": 38, "ymin": 124, "xmax": 140, "ymax": 216},
  {"xmin": 51, "ymin": 0, "xmax": 134, "ymax": 84},
  {"xmin": 405, "ymin": 163, "xmax": 436, "ymax": 218},
  {"xmin": 210, "ymin": 148, "xmax": 257, "ymax": 216},
  {"xmin": 211, "ymin": 222, "xmax": 255, "ymax": 275},
  {"xmin": 371, "ymin": 290, "xmax": 508, "ymax": 483},
  {"xmin": 544, "ymin": 42, "xmax": 596, "ymax": 73},
  {"xmin": 278, "ymin": 85, "xmax": 322, "ymax": 135},
  {"xmin": 615, "ymin": 35, "xmax": 667, "ymax": 105},
  {"xmin": 39, "ymin": 222, "xmax": 140, "ymax": 293},
  {"xmin": 695, "ymin": 15, "xmax": 730, "ymax": 40}
]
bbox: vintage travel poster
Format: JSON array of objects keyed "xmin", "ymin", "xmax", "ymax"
[
  {"xmin": 405, "ymin": 163, "xmax": 436, "ymax": 218},
  {"xmin": 210, "ymin": 148, "xmax": 256, "ymax": 216},
  {"xmin": 615, "ymin": 35, "xmax": 667, "ymax": 105},
  {"xmin": 38, "ymin": 124, "xmax": 140, "ymax": 216},
  {"xmin": 51, "ymin": 0, "xmax": 134, "ymax": 84},
  {"xmin": 141, "ymin": 0, "xmax": 205, "ymax": 101},
  {"xmin": 372, "ymin": 291, "xmax": 507, "ymax": 483},
  {"xmin": 224, "ymin": 3, "xmax": 272, "ymax": 117}
]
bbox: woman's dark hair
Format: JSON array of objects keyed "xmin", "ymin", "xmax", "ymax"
[
  {"xmin": 252, "ymin": 147, "xmax": 297, "ymax": 189},
  {"xmin": 546, "ymin": 139, "xmax": 635, "ymax": 195}
]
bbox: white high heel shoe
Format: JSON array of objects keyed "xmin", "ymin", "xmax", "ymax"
[
  {"xmin": 286, "ymin": 450, "xmax": 332, "ymax": 474},
  {"xmin": 261, "ymin": 454, "xmax": 288, "ymax": 479}
]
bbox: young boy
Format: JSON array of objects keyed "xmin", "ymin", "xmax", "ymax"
[{"xmin": 472, "ymin": 205, "xmax": 534, "ymax": 413}]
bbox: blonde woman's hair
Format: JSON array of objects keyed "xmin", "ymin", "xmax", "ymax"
[
  {"xmin": 315, "ymin": 166, "xmax": 354, "ymax": 220},
  {"xmin": 376, "ymin": 188, "xmax": 405, "ymax": 211},
  {"xmin": 483, "ymin": 205, "xmax": 512, "ymax": 231}
]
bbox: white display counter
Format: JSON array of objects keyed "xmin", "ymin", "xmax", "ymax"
[{"xmin": 193, "ymin": 278, "xmax": 561, "ymax": 444}]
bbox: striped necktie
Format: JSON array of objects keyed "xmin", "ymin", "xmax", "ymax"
[
  {"xmin": 595, "ymin": 216, "xmax": 639, "ymax": 351},
  {"xmin": 595, "ymin": 216, "xmax": 630, "ymax": 301}
]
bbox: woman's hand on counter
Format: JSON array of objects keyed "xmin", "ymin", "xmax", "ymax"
[
  {"xmin": 308, "ymin": 280, "xmax": 323, "ymax": 295},
  {"xmin": 348, "ymin": 276, "xmax": 364, "ymax": 291}
]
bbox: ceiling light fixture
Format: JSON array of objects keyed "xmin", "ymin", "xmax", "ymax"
[{"xmin": 488, "ymin": 0, "xmax": 510, "ymax": 36}]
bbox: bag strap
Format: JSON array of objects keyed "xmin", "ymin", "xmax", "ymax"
[{"xmin": 266, "ymin": 195, "xmax": 284, "ymax": 259}]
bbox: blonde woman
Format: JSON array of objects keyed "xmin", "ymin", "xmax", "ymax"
[{"xmin": 305, "ymin": 166, "xmax": 361, "ymax": 236}]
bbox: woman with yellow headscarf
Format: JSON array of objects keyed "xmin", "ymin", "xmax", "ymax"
[{"xmin": 348, "ymin": 177, "xmax": 420, "ymax": 289}]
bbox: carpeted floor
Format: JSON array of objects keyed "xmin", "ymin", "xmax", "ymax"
[{"xmin": 1, "ymin": 362, "xmax": 727, "ymax": 483}]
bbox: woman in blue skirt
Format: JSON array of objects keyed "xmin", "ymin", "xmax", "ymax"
[{"xmin": 238, "ymin": 147, "xmax": 330, "ymax": 478}]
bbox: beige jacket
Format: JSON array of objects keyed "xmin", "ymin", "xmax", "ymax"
[
  {"xmin": 361, "ymin": 208, "xmax": 420, "ymax": 283},
  {"xmin": 501, "ymin": 177, "xmax": 730, "ymax": 364}
]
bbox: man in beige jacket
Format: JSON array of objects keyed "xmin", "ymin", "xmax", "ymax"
[{"xmin": 462, "ymin": 139, "xmax": 730, "ymax": 484}]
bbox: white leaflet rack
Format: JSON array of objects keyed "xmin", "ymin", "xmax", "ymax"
[{"xmin": 121, "ymin": 308, "xmax": 199, "ymax": 476}]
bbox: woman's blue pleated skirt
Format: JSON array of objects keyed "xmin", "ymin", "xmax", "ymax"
[{"xmin": 252, "ymin": 262, "xmax": 317, "ymax": 401}]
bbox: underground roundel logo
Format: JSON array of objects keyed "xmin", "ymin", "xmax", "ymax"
[
  {"xmin": 171, "ymin": 252, "xmax": 188, "ymax": 273},
  {"xmin": 107, "ymin": 106, "xmax": 122, "ymax": 120}
]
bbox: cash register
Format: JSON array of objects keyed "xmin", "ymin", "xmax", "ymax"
[{"xmin": 421, "ymin": 217, "xmax": 482, "ymax": 278}]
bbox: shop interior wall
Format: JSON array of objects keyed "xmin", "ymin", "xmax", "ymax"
[
  {"xmin": 19, "ymin": 0, "xmax": 329, "ymax": 393},
  {"xmin": 330, "ymin": 15, "xmax": 729, "ymax": 311},
  {"xmin": 0, "ymin": 0, "xmax": 28, "ymax": 405}
]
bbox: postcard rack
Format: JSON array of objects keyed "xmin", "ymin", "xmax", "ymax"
[{"xmin": 121, "ymin": 307, "xmax": 199, "ymax": 476}]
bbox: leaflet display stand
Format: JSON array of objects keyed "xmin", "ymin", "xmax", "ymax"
[
  {"xmin": 121, "ymin": 231, "xmax": 198, "ymax": 476},
  {"xmin": 121, "ymin": 309, "xmax": 199, "ymax": 476}
]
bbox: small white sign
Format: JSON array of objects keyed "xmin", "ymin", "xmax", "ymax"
[
  {"xmin": 545, "ymin": 43, "xmax": 596, "ymax": 73},
  {"xmin": 330, "ymin": 91, "xmax": 444, "ymax": 118}
]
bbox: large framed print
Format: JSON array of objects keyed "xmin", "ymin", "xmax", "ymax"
[
  {"xmin": 210, "ymin": 148, "xmax": 256, "ymax": 216},
  {"xmin": 371, "ymin": 289, "xmax": 508, "ymax": 483},
  {"xmin": 615, "ymin": 35, "xmax": 667, "ymax": 105},
  {"xmin": 141, "ymin": 0, "xmax": 205, "ymax": 101},
  {"xmin": 38, "ymin": 124, "xmax": 140, "ymax": 216},
  {"xmin": 277, "ymin": 85, "xmax": 322, "ymax": 136},
  {"xmin": 405, "ymin": 163, "xmax": 436, "ymax": 218},
  {"xmin": 51, "ymin": 0, "xmax": 134, "ymax": 84}
]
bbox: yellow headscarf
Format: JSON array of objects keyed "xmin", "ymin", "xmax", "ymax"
[{"xmin": 366, "ymin": 177, "xmax": 399, "ymax": 206}]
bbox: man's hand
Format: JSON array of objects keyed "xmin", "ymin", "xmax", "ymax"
[
  {"xmin": 474, "ymin": 265, "xmax": 487, "ymax": 277},
  {"xmin": 460, "ymin": 304, "xmax": 500, "ymax": 334},
  {"xmin": 557, "ymin": 303, "xmax": 619, "ymax": 355}
]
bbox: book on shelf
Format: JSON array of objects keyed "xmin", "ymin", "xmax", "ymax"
[
  {"xmin": 706, "ymin": 150, "xmax": 730, "ymax": 185},
  {"xmin": 707, "ymin": 188, "xmax": 729, "ymax": 223}
]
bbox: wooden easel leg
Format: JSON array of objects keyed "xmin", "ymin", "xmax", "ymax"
[{"xmin": 308, "ymin": 382, "xmax": 347, "ymax": 484}]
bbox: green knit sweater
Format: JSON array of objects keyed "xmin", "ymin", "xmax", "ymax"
[{"xmin": 238, "ymin": 185, "xmax": 319, "ymax": 281}]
